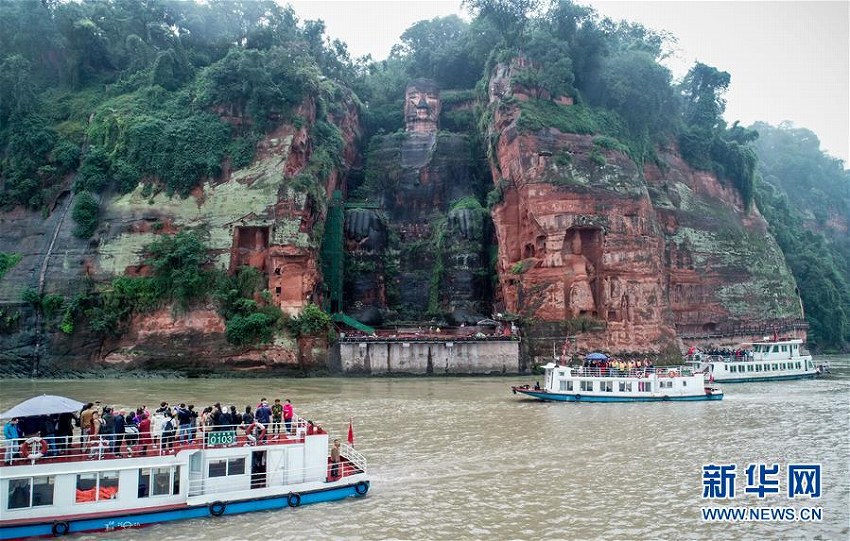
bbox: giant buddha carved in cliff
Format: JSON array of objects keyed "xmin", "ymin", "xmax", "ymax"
[{"xmin": 343, "ymin": 78, "xmax": 492, "ymax": 325}]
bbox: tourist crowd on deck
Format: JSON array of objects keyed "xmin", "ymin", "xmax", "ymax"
[
  {"xmin": 686, "ymin": 345, "xmax": 754, "ymax": 359},
  {"xmin": 2, "ymin": 397, "xmax": 323, "ymax": 465}
]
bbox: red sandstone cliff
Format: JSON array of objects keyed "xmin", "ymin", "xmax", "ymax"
[{"xmin": 485, "ymin": 62, "xmax": 804, "ymax": 355}]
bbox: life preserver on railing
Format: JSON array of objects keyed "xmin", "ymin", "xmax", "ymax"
[
  {"xmin": 574, "ymin": 394, "xmax": 581, "ymax": 401},
  {"xmin": 51, "ymin": 520, "xmax": 70, "ymax": 536},
  {"xmin": 287, "ymin": 492, "xmax": 301, "ymax": 507},
  {"xmin": 668, "ymin": 371, "xmax": 677, "ymax": 378},
  {"xmin": 209, "ymin": 501, "xmax": 226, "ymax": 516},
  {"xmin": 245, "ymin": 422, "xmax": 267, "ymax": 443},
  {"xmin": 354, "ymin": 481, "xmax": 369, "ymax": 495},
  {"xmin": 20, "ymin": 437, "xmax": 48, "ymax": 460}
]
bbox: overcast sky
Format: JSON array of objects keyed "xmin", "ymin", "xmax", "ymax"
[{"xmin": 288, "ymin": 1, "xmax": 849, "ymax": 164}]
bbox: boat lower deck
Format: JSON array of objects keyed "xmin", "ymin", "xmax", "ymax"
[
  {"xmin": 514, "ymin": 388, "xmax": 723, "ymax": 402},
  {"xmin": 0, "ymin": 477, "xmax": 369, "ymax": 540}
]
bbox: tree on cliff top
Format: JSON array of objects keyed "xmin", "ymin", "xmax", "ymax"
[
  {"xmin": 463, "ymin": 0, "xmax": 543, "ymax": 49},
  {"xmin": 681, "ymin": 62, "xmax": 730, "ymax": 132}
]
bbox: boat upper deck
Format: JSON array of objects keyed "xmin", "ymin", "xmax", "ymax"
[
  {"xmin": 1, "ymin": 418, "xmax": 318, "ymax": 469},
  {"xmin": 543, "ymin": 363, "xmax": 702, "ymax": 379}
]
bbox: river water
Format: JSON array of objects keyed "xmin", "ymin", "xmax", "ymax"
[{"xmin": 1, "ymin": 356, "xmax": 848, "ymax": 540}]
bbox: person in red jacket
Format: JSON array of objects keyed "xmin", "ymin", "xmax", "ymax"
[{"xmin": 283, "ymin": 399, "xmax": 294, "ymax": 434}]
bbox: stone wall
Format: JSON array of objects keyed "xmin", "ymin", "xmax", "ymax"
[{"xmin": 338, "ymin": 339, "xmax": 519, "ymax": 374}]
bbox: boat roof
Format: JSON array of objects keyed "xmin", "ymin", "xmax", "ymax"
[{"xmin": 751, "ymin": 338, "xmax": 804, "ymax": 345}]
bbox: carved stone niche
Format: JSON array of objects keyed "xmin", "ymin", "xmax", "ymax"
[{"xmin": 404, "ymin": 79, "xmax": 440, "ymax": 133}]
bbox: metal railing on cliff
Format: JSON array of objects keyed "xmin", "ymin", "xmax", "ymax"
[{"xmin": 676, "ymin": 319, "xmax": 808, "ymax": 340}]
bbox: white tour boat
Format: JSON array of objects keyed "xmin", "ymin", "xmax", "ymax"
[
  {"xmin": 1, "ymin": 407, "xmax": 368, "ymax": 540},
  {"xmin": 685, "ymin": 337, "xmax": 830, "ymax": 383},
  {"xmin": 512, "ymin": 362, "xmax": 723, "ymax": 402}
]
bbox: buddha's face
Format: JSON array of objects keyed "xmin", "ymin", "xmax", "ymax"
[{"xmin": 404, "ymin": 81, "xmax": 440, "ymax": 132}]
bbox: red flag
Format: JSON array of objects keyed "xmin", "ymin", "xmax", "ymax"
[{"xmin": 347, "ymin": 419, "xmax": 354, "ymax": 446}]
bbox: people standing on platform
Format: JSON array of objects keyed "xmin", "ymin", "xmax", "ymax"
[
  {"xmin": 176, "ymin": 403, "xmax": 191, "ymax": 444},
  {"xmin": 56, "ymin": 412, "xmax": 75, "ymax": 454},
  {"xmin": 138, "ymin": 409, "xmax": 152, "ymax": 455},
  {"xmin": 112, "ymin": 409, "xmax": 126, "ymax": 457},
  {"xmin": 160, "ymin": 411, "xmax": 176, "ymax": 454},
  {"xmin": 330, "ymin": 439, "xmax": 341, "ymax": 479},
  {"xmin": 271, "ymin": 399, "xmax": 283, "ymax": 434},
  {"xmin": 255, "ymin": 401, "xmax": 271, "ymax": 443},
  {"xmin": 88, "ymin": 411, "xmax": 105, "ymax": 459},
  {"xmin": 283, "ymin": 399, "xmax": 294, "ymax": 434},
  {"xmin": 3, "ymin": 418, "xmax": 19, "ymax": 465},
  {"xmin": 80, "ymin": 402, "xmax": 94, "ymax": 447}
]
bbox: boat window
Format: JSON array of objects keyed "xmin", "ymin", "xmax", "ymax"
[
  {"xmin": 781, "ymin": 345, "xmax": 788, "ymax": 352},
  {"xmin": 6, "ymin": 476, "xmax": 54, "ymax": 509},
  {"xmin": 580, "ymin": 381, "xmax": 593, "ymax": 392},
  {"xmin": 772, "ymin": 345, "xmax": 779, "ymax": 353},
  {"xmin": 601, "ymin": 381, "xmax": 613, "ymax": 392},
  {"xmin": 76, "ymin": 471, "xmax": 119, "ymax": 503},
  {"xmin": 229, "ymin": 457, "xmax": 246, "ymax": 475},
  {"xmin": 796, "ymin": 362, "xmax": 801, "ymax": 369},
  {"xmin": 780, "ymin": 363, "xmax": 786, "ymax": 370},
  {"xmin": 209, "ymin": 457, "xmax": 247, "ymax": 477},
  {"xmin": 560, "ymin": 380, "xmax": 567, "ymax": 391},
  {"xmin": 683, "ymin": 380, "xmax": 687, "ymax": 386},
  {"xmin": 618, "ymin": 381, "xmax": 626, "ymax": 392},
  {"xmin": 747, "ymin": 365, "xmax": 754, "ymax": 372},
  {"xmin": 566, "ymin": 381, "xmax": 573, "ymax": 391},
  {"xmin": 729, "ymin": 365, "xmax": 736, "ymax": 373},
  {"xmin": 624, "ymin": 382, "xmax": 633, "ymax": 392},
  {"xmin": 755, "ymin": 365, "xmax": 761, "ymax": 372},
  {"xmin": 772, "ymin": 364, "xmax": 778, "ymax": 371},
  {"xmin": 139, "ymin": 466, "xmax": 181, "ymax": 498},
  {"xmin": 209, "ymin": 460, "xmax": 227, "ymax": 478}
]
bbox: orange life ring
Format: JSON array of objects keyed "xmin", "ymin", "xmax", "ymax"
[
  {"xmin": 20, "ymin": 437, "xmax": 48, "ymax": 459},
  {"xmin": 668, "ymin": 371, "xmax": 678, "ymax": 378},
  {"xmin": 245, "ymin": 422, "xmax": 267, "ymax": 443}
]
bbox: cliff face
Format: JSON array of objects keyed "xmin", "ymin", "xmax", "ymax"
[
  {"xmin": 485, "ymin": 63, "xmax": 803, "ymax": 354},
  {"xmin": 0, "ymin": 95, "xmax": 359, "ymax": 375}
]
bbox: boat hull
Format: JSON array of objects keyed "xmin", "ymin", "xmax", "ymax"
[
  {"xmin": 711, "ymin": 372, "xmax": 817, "ymax": 383},
  {"xmin": 514, "ymin": 389, "xmax": 723, "ymax": 402},
  {"xmin": 0, "ymin": 481, "xmax": 369, "ymax": 540}
]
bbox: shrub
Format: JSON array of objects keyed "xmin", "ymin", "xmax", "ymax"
[
  {"xmin": 41, "ymin": 294, "xmax": 64, "ymax": 319},
  {"xmin": 71, "ymin": 192, "xmax": 99, "ymax": 238},
  {"xmin": 0, "ymin": 252, "xmax": 23, "ymax": 281},
  {"xmin": 287, "ymin": 304, "xmax": 332, "ymax": 337},
  {"xmin": 226, "ymin": 312, "xmax": 278, "ymax": 345}
]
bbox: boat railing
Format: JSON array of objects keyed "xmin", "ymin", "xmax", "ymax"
[
  {"xmin": 560, "ymin": 366, "xmax": 700, "ymax": 378},
  {"xmin": 0, "ymin": 416, "xmax": 336, "ymax": 467},
  {"xmin": 185, "ymin": 460, "xmax": 342, "ymax": 497},
  {"xmin": 340, "ymin": 443, "xmax": 367, "ymax": 473}
]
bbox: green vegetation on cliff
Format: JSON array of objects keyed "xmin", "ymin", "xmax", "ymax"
[
  {"xmin": 0, "ymin": 252, "xmax": 22, "ymax": 281},
  {"xmin": 0, "ymin": 0, "xmax": 362, "ymax": 209},
  {"xmin": 752, "ymin": 122, "xmax": 850, "ymax": 351}
]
